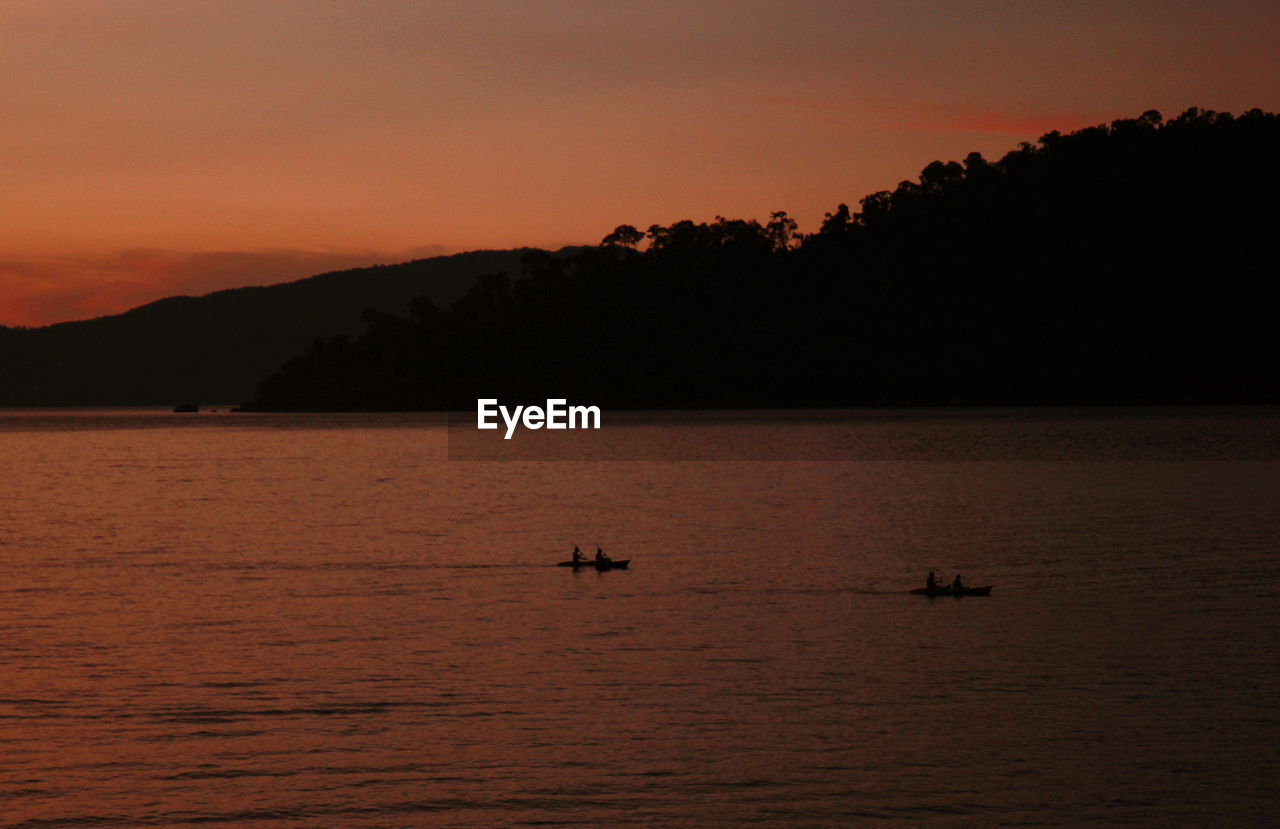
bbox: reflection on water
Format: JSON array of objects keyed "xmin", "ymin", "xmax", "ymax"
[{"xmin": 0, "ymin": 408, "xmax": 1277, "ymax": 825}]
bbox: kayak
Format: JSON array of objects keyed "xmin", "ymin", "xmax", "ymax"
[
  {"xmin": 910, "ymin": 585, "xmax": 993, "ymax": 597},
  {"xmin": 558, "ymin": 559, "xmax": 630, "ymax": 570},
  {"xmin": 558, "ymin": 559, "xmax": 631, "ymax": 570}
]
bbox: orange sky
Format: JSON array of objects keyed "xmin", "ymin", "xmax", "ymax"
[{"xmin": 3, "ymin": 0, "xmax": 1279, "ymax": 327}]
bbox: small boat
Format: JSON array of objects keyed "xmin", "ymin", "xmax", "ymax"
[
  {"xmin": 558, "ymin": 559, "xmax": 631, "ymax": 571},
  {"xmin": 910, "ymin": 585, "xmax": 992, "ymax": 597}
]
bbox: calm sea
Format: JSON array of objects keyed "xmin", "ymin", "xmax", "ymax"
[{"xmin": 1, "ymin": 408, "xmax": 1277, "ymax": 827}]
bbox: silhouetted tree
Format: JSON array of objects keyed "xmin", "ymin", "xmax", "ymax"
[{"xmin": 601, "ymin": 224, "xmax": 645, "ymax": 248}]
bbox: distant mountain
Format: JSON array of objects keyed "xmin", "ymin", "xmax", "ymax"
[{"xmin": 0, "ymin": 249, "xmax": 530, "ymax": 405}]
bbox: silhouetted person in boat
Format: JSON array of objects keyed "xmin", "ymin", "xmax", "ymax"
[
  {"xmin": 572, "ymin": 546, "xmax": 586, "ymax": 563},
  {"xmin": 952, "ymin": 574, "xmax": 964, "ymax": 590},
  {"xmin": 595, "ymin": 547, "xmax": 611, "ymax": 565},
  {"xmin": 927, "ymin": 571, "xmax": 937, "ymax": 591}
]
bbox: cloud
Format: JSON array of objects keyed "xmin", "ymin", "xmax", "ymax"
[
  {"xmin": 0, "ymin": 245, "xmax": 450, "ymax": 328},
  {"xmin": 751, "ymin": 94, "xmax": 1104, "ymax": 140},
  {"xmin": 894, "ymin": 108, "xmax": 1106, "ymax": 139}
]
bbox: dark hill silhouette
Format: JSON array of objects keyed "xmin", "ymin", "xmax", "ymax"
[
  {"xmin": 242, "ymin": 107, "xmax": 1280, "ymax": 411},
  {"xmin": 0, "ymin": 249, "xmax": 529, "ymax": 405}
]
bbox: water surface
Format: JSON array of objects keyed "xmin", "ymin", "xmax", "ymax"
[{"xmin": 1, "ymin": 408, "xmax": 1277, "ymax": 826}]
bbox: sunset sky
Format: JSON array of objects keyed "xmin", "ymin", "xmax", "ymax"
[{"xmin": 3, "ymin": 0, "xmax": 1278, "ymax": 327}]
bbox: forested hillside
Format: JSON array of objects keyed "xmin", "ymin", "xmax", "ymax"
[{"xmin": 245, "ymin": 108, "xmax": 1279, "ymax": 411}]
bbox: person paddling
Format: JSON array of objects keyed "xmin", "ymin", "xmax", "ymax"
[
  {"xmin": 595, "ymin": 547, "xmax": 611, "ymax": 564},
  {"xmin": 952, "ymin": 574, "xmax": 964, "ymax": 591},
  {"xmin": 927, "ymin": 571, "xmax": 938, "ymax": 591},
  {"xmin": 572, "ymin": 546, "xmax": 586, "ymax": 564}
]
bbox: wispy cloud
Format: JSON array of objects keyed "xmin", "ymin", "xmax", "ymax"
[
  {"xmin": 750, "ymin": 94, "xmax": 1104, "ymax": 140},
  {"xmin": 892, "ymin": 107, "xmax": 1106, "ymax": 138}
]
